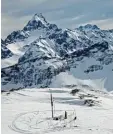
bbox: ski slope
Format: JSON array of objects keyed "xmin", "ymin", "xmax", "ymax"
[{"xmin": 1, "ymin": 88, "xmax": 113, "ymax": 134}]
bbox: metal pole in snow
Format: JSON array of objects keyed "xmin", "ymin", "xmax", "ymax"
[{"xmin": 49, "ymin": 89, "xmax": 54, "ymax": 118}]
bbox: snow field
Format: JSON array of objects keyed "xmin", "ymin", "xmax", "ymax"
[{"xmin": 1, "ymin": 88, "xmax": 113, "ymax": 134}]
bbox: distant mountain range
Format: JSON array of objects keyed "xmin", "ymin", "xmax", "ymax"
[{"xmin": 1, "ymin": 13, "xmax": 113, "ymax": 91}]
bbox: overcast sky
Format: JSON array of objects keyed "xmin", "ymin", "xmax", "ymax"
[{"xmin": 1, "ymin": 0, "xmax": 113, "ymax": 39}]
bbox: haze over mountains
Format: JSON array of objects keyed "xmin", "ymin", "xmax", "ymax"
[{"xmin": 1, "ymin": 14, "xmax": 113, "ymax": 91}]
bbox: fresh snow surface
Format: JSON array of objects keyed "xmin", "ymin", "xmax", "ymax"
[
  {"xmin": 1, "ymin": 55, "xmax": 20, "ymax": 68},
  {"xmin": 2, "ymin": 88, "xmax": 113, "ymax": 134}
]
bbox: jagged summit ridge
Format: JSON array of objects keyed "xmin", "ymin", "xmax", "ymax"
[
  {"xmin": 23, "ymin": 13, "xmax": 49, "ymax": 31},
  {"xmin": 4, "ymin": 13, "xmax": 60, "ymax": 44},
  {"xmin": 78, "ymin": 24, "xmax": 100, "ymax": 30},
  {"xmin": 32, "ymin": 13, "xmax": 48, "ymax": 24}
]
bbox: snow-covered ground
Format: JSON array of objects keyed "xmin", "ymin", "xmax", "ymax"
[{"xmin": 1, "ymin": 87, "xmax": 113, "ymax": 134}]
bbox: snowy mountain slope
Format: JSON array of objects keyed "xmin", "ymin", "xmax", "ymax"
[
  {"xmin": 1, "ymin": 57, "xmax": 68, "ymax": 90},
  {"xmin": 1, "ymin": 39, "xmax": 13, "ymax": 59},
  {"xmin": 18, "ymin": 38, "xmax": 60, "ymax": 63},
  {"xmin": 1, "ymin": 88, "xmax": 113, "ymax": 134},
  {"xmin": 1, "ymin": 14, "xmax": 113, "ymax": 91},
  {"xmin": 1, "ymin": 14, "xmax": 61, "ymax": 67},
  {"xmin": 2, "ymin": 40, "xmax": 113, "ymax": 90},
  {"xmin": 66, "ymin": 24, "xmax": 113, "ymax": 47},
  {"xmin": 66, "ymin": 41, "xmax": 113, "ymax": 90}
]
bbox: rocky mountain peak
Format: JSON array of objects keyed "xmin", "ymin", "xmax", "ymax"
[
  {"xmin": 33, "ymin": 13, "xmax": 48, "ymax": 24},
  {"xmin": 78, "ymin": 24, "xmax": 100, "ymax": 31},
  {"xmin": 1, "ymin": 14, "xmax": 113, "ymax": 91},
  {"xmin": 23, "ymin": 13, "xmax": 49, "ymax": 31}
]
